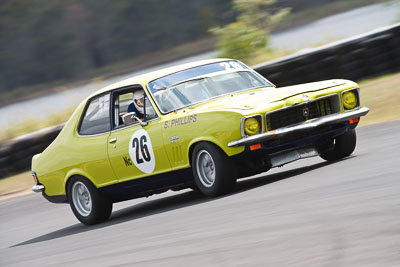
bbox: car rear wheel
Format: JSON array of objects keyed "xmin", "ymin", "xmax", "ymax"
[
  {"xmin": 67, "ymin": 176, "xmax": 112, "ymax": 225},
  {"xmin": 192, "ymin": 142, "xmax": 237, "ymax": 197},
  {"xmin": 320, "ymin": 129, "xmax": 357, "ymax": 161}
]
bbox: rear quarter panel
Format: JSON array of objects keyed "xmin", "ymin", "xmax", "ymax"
[{"xmin": 32, "ymin": 101, "xmax": 117, "ymax": 196}]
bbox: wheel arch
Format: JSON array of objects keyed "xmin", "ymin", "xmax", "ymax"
[
  {"xmin": 64, "ymin": 170, "xmax": 98, "ymax": 198},
  {"xmin": 187, "ymin": 136, "xmax": 243, "ymax": 167},
  {"xmin": 188, "ymin": 141, "xmax": 220, "ymax": 168}
]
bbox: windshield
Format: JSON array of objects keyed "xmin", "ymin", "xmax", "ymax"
[{"xmin": 148, "ymin": 61, "xmax": 273, "ymax": 113}]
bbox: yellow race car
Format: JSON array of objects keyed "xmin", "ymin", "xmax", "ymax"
[{"xmin": 31, "ymin": 58, "xmax": 369, "ymax": 225}]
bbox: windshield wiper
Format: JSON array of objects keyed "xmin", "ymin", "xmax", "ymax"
[
  {"xmin": 155, "ymin": 69, "xmax": 253, "ymax": 92},
  {"xmin": 157, "ymin": 76, "xmax": 207, "ymax": 92}
]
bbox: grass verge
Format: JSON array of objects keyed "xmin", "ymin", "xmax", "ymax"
[
  {"xmin": 0, "ymin": 171, "xmax": 33, "ymax": 200},
  {"xmin": 0, "ymin": 108, "xmax": 74, "ymax": 141},
  {"xmin": 358, "ymin": 72, "xmax": 400, "ymax": 126},
  {"xmin": 1, "ymin": 72, "xmax": 399, "ymax": 199}
]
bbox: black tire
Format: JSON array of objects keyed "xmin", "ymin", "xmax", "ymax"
[
  {"xmin": 320, "ymin": 129, "xmax": 357, "ymax": 161},
  {"xmin": 67, "ymin": 176, "xmax": 112, "ymax": 225},
  {"xmin": 191, "ymin": 142, "xmax": 237, "ymax": 197}
]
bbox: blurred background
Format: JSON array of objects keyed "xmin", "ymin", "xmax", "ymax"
[
  {"xmin": 2, "ymin": 2, "xmax": 400, "ymax": 266},
  {"xmin": 0, "ymin": 0, "xmax": 399, "ymax": 190}
]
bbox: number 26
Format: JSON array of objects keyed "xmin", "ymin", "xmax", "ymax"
[{"xmin": 132, "ymin": 136, "xmax": 151, "ymax": 164}]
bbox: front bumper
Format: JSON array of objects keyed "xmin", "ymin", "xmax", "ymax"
[{"xmin": 228, "ymin": 107, "xmax": 369, "ymax": 147}]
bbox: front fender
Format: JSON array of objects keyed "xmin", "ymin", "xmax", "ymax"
[{"xmin": 188, "ymin": 136, "xmax": 244, "ymax": 159}]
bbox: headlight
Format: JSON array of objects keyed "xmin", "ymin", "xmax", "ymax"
[
  {"xmin": 244, "ymin": 117, "xmax": 260, "ymax": 135},
  {"xmin": 343, "ymin": 91, "xmax": 357, "ymax": 110}
]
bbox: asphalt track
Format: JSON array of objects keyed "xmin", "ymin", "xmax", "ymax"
[{"xmin": 1, "ymin": 120, "xmax": 399, "ymax": 266}]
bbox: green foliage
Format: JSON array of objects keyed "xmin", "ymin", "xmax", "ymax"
[
  {"xmin": 211, "ymin": 22, "xmax": 267, "ymax": 61},
  {"xmin": 211, "ymin": 0, "xmax": 290, "ymax": 62}
]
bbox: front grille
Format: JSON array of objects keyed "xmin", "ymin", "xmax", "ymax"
[{"xmin": 266, "ymin": 95, "xmax": 339, "ymax": 131}]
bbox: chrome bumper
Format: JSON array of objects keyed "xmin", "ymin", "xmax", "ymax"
[
  {"xmin": 228, "ymin": 107, "xmax": 369, "ymax": 147},
  {"xmin": 32, "ymin": 184, "xmax": 45, "ymax": 193},
  {"xmin": 31, "ymin": 171, "xmax": 45, "ymax": 193}
]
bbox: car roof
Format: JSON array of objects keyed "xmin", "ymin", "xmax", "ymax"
[{"xmin": 90, "ymin": 58, "xmax": 231, "ymax": 98}]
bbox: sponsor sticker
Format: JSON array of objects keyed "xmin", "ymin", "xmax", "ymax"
[
  {"xmin": 128, "ymin": 129, "xmax": 155, "ymax": 173},
  {"xmin": 164, "ymin": 114, "xmax": 197, "ymax": 129}
]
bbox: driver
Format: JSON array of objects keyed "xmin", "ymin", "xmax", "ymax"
[{"xmin": 128, "ymin": 89, "xmax": 145, "ymax": 120}]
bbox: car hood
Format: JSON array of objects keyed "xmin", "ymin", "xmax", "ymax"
[{"xmin": 189, "ymin": 79, "xmax": 348, "ymax": 113}]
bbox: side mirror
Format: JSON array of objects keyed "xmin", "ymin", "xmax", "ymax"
[{"xmin": 122, "ymin": 112, "xmax": 148, "ymax": 127}]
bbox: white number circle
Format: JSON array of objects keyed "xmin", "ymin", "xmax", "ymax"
[{"xmin": 129, "ymin": 129, "xmax": 155, "ymax": 173}]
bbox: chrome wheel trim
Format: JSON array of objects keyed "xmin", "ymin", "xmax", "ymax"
[
  {"xmin": 196, "ymin": 150, "xmax": 216, "ymax": 188},
  {"xmin": 72, "ymin": 181, "xmax": 92, "ymax": 217}
]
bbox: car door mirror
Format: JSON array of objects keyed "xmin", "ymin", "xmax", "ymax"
[{"xmin": 122, "ymin": 112, "xmax": 148, "ymax": 127}]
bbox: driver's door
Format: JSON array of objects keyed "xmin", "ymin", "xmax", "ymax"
[{"xmin": 107, "ymin": 87, "xmax": 171, "ymax": 183}]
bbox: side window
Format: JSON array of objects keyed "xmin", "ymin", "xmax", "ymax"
[
  {"xmin": 144, "ymin": 98, "xmax": 157, "ymax": 121},
  {"xmin": 79, "ymin": 94, "xmax": 111, "ymax": 135},
  {"xmin": 113, "ymin": 88, "xmax": 158, "ymax": 129},
  {"xmin": 113, "ymin": 92, "xmax": 133, "ymax": 128}
]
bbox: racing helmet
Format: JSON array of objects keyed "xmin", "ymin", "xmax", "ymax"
[{"xmin": 133, "ymin": 89, "xmax": 145, "ymax": 114}]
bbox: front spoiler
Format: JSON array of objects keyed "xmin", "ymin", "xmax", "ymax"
[{"xmin": 228, "ymin": 107, "xmax": 369, "ymax": 147}]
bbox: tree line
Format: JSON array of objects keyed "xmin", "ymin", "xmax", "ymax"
[
  {"xmin": 0, "ymin": 0, "xmax": 372, "ymax": 95},
  {"xmin": 0, "ymin": 0, "xmax": 234, "ymax": 93}
]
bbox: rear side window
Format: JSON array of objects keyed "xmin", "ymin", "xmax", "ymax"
[{"xmin": 79, "ymin": 94, "xmax": 111, "ymax": 135}]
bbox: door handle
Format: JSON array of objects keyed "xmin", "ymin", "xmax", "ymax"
[{"xmin": 109, "ymin": 137, "xmax": 117, "ymax": 144}]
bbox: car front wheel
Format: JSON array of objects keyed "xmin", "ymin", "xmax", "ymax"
[
  {"xmin": 320, "ymin": 129, "xmax": 357, "ymax": 161},
  {"xmin": 192, "ymin": 142, "xmax": 237, "ymax": 197},
  {"xmin": 67, "ymin": 176, "xmax": 112, "ymax": 225}
]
